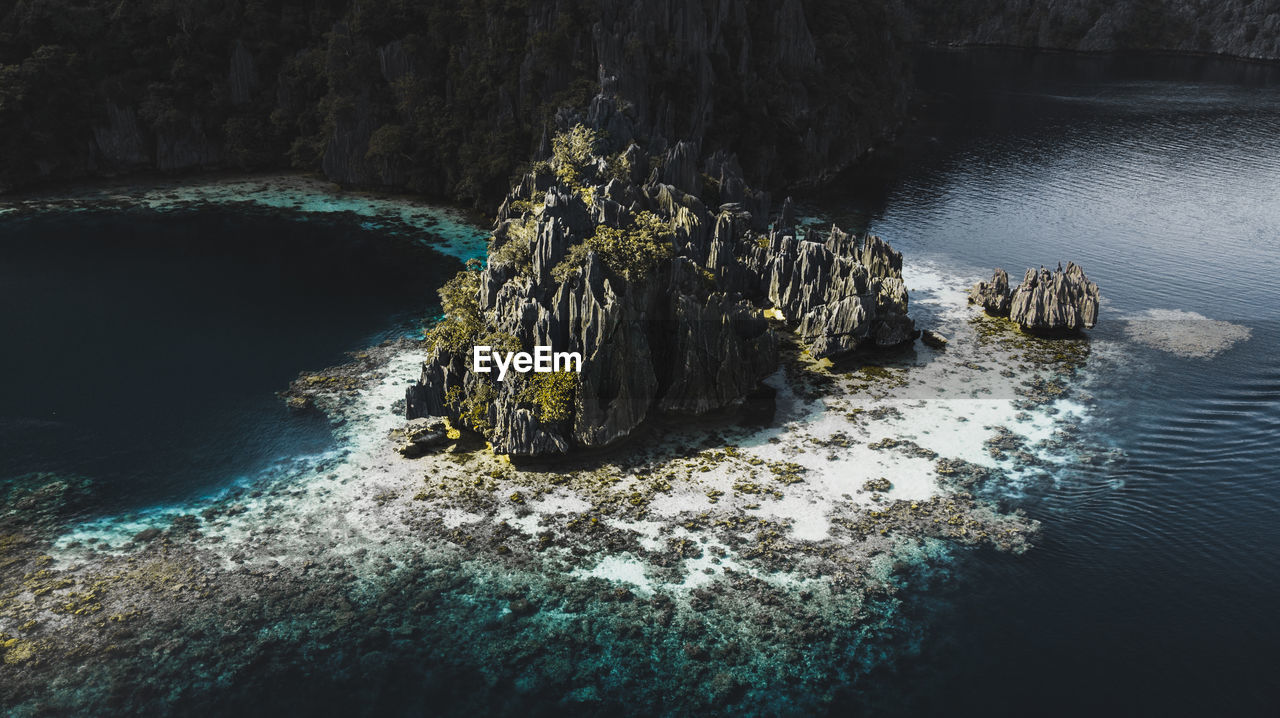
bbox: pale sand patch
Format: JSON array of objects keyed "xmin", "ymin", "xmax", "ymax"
[
  {"xmin": 529, "ymin": 490, "xmax": 592, "ymax": 515},
  {"xmin": 441, "ymin": 509, "xmax": 486, "ymax": 529},
  {"xmin": 572, "ymin": 555, "xmax": 656, "ymax": 596}
]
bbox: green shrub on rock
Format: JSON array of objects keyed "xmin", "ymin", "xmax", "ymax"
[
  {"xmin": 551, "ymin": 243, "xmax": 592, "ymax": 282},
  {"xmin": 446, "ymin": 381, "xmax": 497, "ymax": 433},
  {"xmin": 551, "ymin": 124, "xmax": 603, "ymax": 189},
  {"xmin": 478, "ymin": 331, "xmax": 522, "ymax": 353},
  {"xmin": 490, "ymin": 217, "xmax": 537, "ymax": 275},
  {"xmin": 519, "ymin": 371, "xmax": 579, "ymax": 423},
  {"xmin": 585, "ymin": 210, "xmax": 674, "ymax": 280},
  {"xmin": 548, "ymin": 211, "xmax": 675, "ymax": 282},
  {"xmin": 426, "ymin": 260, "xmax": 483, "ymax": 355}
]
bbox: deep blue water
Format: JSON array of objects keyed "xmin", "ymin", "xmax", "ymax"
[
  {"xmin": 809, "ymin": 50, "xmax": 1280, "ymax": 716},
  {"xmin": 0, "ymin": 207, "xmax": 462, "ymax": 514}
]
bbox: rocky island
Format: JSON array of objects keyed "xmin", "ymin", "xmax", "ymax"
[{"xmin": 406, "ymin": 115, "xmax": 916, "ymax": 456}]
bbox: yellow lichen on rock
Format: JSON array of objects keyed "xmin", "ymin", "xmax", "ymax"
[{"xmin": 3, "ymin": 638, "xmax": 36, "ymax": 665}]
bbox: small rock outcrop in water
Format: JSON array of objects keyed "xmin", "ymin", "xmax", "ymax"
[
  {"xmin": 1010, "ymin": 263, "xmax": 1100, "ymax": 331},
  {"xmin": 971, "ymin": 263, "xmax": 1100, "ymax": 332},
  {"xmin": 921, "ymin": 329, "xmax": 949, "ymax": 349},
  {"xmin": 968, "ymin": 268, "xmax": 1013, "ymax": 316},
  {"xmin": 406, "ymin": 108, "xmax": 916, "ymax": 457},
  {"xmin": 389, "ymin": 418, "xmax": 452, "ymax": 458}
]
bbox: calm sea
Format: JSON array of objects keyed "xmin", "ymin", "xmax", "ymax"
[{"xmin": 811, "ymin": 49, "xmax": 1280, "ymax": 717}]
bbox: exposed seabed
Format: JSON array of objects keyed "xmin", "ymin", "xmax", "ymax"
[{"xmin": 0, "ymin": 178, "xmax": 1116, "ymax": 715}]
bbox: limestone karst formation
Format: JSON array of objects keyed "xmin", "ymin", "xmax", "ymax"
[
  {"xmin": 970, "ymin": 263, "xmax": 1100, "ymax": 332},
  {"xmin": 407, "ymin": 122, "xmax": 917, "ymax": 456}
]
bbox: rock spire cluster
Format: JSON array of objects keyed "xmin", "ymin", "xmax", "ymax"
[{"xmin": 970, "ymin": 263, "xmax": 1100, "ymax": 332}]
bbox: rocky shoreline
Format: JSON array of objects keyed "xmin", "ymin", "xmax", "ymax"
[{"xmin": 0, "ymin": 181, "xmax": 1114, "ymax": 711}]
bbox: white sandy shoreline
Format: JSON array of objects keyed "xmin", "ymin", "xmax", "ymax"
[{"xmin": 49, "ymin": 256, "xmax": 1093, "ymax": 601}]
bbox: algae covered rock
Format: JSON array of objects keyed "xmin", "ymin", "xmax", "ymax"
[{"xmin": 390, "ymin": 418, "xmax": 452, "ymax": 458}]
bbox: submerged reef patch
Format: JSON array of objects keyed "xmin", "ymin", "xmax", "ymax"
[
  {"xmin": 1122, "ymin": 308, "xmax": 1252, "ymax": 358},
  {"xmin": 0, "ymin": 174, "xmax": 491, "ymax": 263}
]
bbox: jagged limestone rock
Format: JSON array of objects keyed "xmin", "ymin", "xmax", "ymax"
[
  {"xmin": 971, "ymin": 264, "xmax": 1099, "ymax": 331},
  {"xmin": 1009, "ymin": 263, "xmax": 1100, "ymax": 332},
  {"xmin": 778, "ymin": 196, "xmax": 797, "ymax": 233},
  {"xmin": 752, "ymin": 227, "xmax": 915, "ymax": 358},
  {"xmin": 921, "ymin": 329, "xmax": 949, "ymax": 349},
  {"xmin": 660, "ymin": 259, "xmax": 778, "ymax": 414},
  {"xmin": 969, "ymin": 268, "xmax": 1013, "ymax": 316},
  {"xmin": 493, "ymin": 407, "xmax": 571, "ymax": 457}
]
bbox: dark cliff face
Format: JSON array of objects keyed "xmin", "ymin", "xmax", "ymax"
[
  {"xmin": 0, "ymin": 0, "xmax": 909, "ymax": 205},
  {"xmin": 903, "ymin": 0, "xmax": 1280, "ymax": 60}
]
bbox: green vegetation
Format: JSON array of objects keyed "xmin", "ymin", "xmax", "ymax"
[
  {"xmin": 578, "ymin": 211, "xmax": 675, "ymax": 281},
  {"xmin": 549, "ymin": 210, "xmax": 675, "ymax": 283},
  {"xmin": 445, "ymin": 381, "xmax": 497, "ymax": 434},
  {"xmin": 0, "ymin": 0, "xmax": 920, "ymax": 206},
  {"xmin": 478, "ymin": 331, "xmax": 522, "ymax": 354},
  {"xmin": 365, "ymin": 123, "xmax": 413, "ymax": 164},
  {"xmin": 551, "ymin": 124, "xmax": 603, "ymax": 190},
  {"xmin": 519, "ymin": 371, "xmax": 579, "ymax": 423},
  {"xmin": 490, "ymin": 217, "xmax": 537, "ymax": 275},
  {"xmin": 425, "ymin": 260, "xmax": 483, "ymax": 355},
  {"xmin": 0, "ymin": 0, "xmax": 600, "ymax": 203},
  {"xmin": 551, "ymin": 243, "xmax": 592, "ymax": 282},
  {"xmin": 508, "ymin": 199, "xmax": 540, "ymax": 215},
  {"xmin": 605, "ymin": 151, "xmax": 632, "ymax": 184}
]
